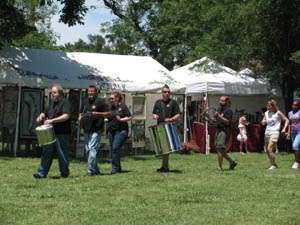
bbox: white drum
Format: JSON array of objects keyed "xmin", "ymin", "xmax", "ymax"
[{"xmin": 35, "ymin": 124, "xmax": 56, "ymax": 146}]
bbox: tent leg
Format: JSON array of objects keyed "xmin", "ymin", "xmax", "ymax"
[
  {"xmin": 205, "ymin": 92, "xmax": 210, "ymax": 155},
  {"xmin": 183, "ymin": 95, "xmax": 188, "ymax": 143},
  {"xmin": 76, "ymin": 90, "xmax": 82, "ymax": 145},
  {"xmin": 13, "ymin": 85, "xmax": 22, "ymax": 157},
  {"xmin": 205, "ymin": 121, "xmax": 210, "ymax": 155}
]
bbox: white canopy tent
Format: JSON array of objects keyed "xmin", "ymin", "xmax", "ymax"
[
  {"xmin": 171, "ymin": 57, "xmax": 270, "ymax": 95},
  {"xmin": 0, "ymin": 46, "xmax": 171, "ymax": 92},
  {"xmin": 0, "ymin": 46, "xmax": 172, "ymax": 156},
  {"xmin": 170, "ymin": 57, "xmax": 282, "ymax": 154}
]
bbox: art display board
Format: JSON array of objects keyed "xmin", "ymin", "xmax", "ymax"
[{"xmin": 20, "ymin": 88, "xmax": 43, "ymax": 139}]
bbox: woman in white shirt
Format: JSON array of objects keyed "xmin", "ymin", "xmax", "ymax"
[{"xmin": 261, "ymin": 99, "xmax": 289, "ymax": 170}]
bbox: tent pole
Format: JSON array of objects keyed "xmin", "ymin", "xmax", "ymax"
[
  {"xmin": 76, "ymin": 90, "xmax": 83, "ymax": 144},
  {"xmin": 13, "ymin": 85, "xmax": 22, "ymax": 157},
  {"xmin": 183, "ymin": 94, "xmax": 188, "ymax": 143},
  {"xmin": 205, "ymin": 87, "xmax": 210, "ymax": 155}
]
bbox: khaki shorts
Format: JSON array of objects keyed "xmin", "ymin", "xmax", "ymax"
[
  {"xmin": 265, "ymin": 132, "xmax": 280, "ymax": 143},
  {"xmin": 216, "ymin": 131, "xmax": 228, "ymax": 149}
]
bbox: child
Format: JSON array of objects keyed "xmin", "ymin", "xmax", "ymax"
[{"xmin": 237, "ymin": 116, "xmax": 248, "ymax": 154}]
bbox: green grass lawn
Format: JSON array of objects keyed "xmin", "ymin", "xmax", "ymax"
[{"xmin": 0, "ymin": 152, "xmax": 300, "ymax": 225}]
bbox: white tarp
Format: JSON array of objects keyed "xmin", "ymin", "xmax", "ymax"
[
  {"xmin": 0, "ymin": 46, "xmax": 171, "ymax": 91},
  {"xmin": 170, "ymin": 57, "xmax": 271, "ymax": 95}
]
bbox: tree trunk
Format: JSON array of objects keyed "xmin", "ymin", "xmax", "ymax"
[{"xmin": 281, "ymin": 78, "xmax": 295, "ymax": 113}]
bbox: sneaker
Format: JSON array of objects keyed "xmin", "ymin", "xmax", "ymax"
[
  {"xmin": 87, "ymin": 172, "xmax": 99, "ymax": 176},
  {"xmin": 33, "ymin": 173, "xmax": 46, "ymax": 179},
  {"xmin": 111, "ymin": 169, "xmax": 122, "ymax": 174},
  {"xmin": 156, "ymin": 167, "xmax": 170, "ymax": 173},
  {"xmin": 229, "ymin": 161, "xmax": 238, "ymax": 170},
  {"xmin": 292, "ymin": 162, "xmax": 299, "ymax": 169},
  {"xmin": 267, "ymin": 165, "xmax": 278, "ymax": 170}
]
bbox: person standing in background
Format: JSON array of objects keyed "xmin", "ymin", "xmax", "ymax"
[{"xmin": 237, "ymin": 115, "xmax": 249, "ymax": 154}]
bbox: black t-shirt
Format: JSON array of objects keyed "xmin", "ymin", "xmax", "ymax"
[
  {"xmin": 216, "ymin": 106, "xmax": 233, "ymax": 134},
  {"xmin": 45, "ymin": 98, "xmax": 71, "ymax": 134},
  {"xmin": 107, "ymin": 103, "xmax": 131, "ymax": 133},
  {"xmin": 80, "ymin": 98, "xmax": 108, "ymax": 133},
  {"xmin": 152, "ymin": 99, "xmax": 180, "ymax": 124}
]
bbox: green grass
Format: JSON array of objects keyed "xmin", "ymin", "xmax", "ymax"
[{"xmin": 0, "ymin": 152, "xmax": 300, "ymax": 225}]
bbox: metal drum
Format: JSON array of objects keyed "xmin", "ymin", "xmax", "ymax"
[
  {"xmin": 149, "ymin": 123, "xmax": 182, "ymax": 157},
  {"xmin": 35, "ymin": 124, "xmax": 56, "ymax": 146}
]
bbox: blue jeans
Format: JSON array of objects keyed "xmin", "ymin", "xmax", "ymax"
[
  {"xmin": 85, "ymin": 132, "xmax": 101, "ymax": 174},
  {"xmin": 291, "ymin": 132, "xmax": 300, "ymax": 151},
  {"xmin": 108, "ymin": 130, "xmax": 128, "ymax": 172},
  {"xmin": 37, "ymin": 134, "xmax": 70, "ymax": 177}
]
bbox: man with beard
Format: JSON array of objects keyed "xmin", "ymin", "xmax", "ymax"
[
  {"xmin": 79, "ymin": 85, "xmax": 111, "ymax": 176},
  {"xmin": 215, "ymin": 96, "xmax": 237, "ymax": 170},
  {"xmin": 34, "ymin": 84, "xmax": 71, "ymax": 179}
]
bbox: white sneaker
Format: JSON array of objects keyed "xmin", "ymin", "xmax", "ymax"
[
  {"xmin": 292, "ymin": 162, "xmax": 299, "ymax": 169},
  {"xmin": 267, "ymin": 165, "xmax": 278, "ymax": 170}
]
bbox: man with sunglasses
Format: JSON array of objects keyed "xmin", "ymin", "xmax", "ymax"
[
  {"xmin": 34, "ymin": 84, "xmax": 71, "ymax": 179},
  {"xmin": 152, "ymin": 84, "xmax": 180, "ymax": 172},
  {"xmin": 79, "ymin": 85, "xmax": 111, "ymax": 176}
]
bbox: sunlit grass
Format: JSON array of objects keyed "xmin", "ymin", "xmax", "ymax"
[{"xmin": 0, "ymin": 152, "xmax": 299, "ymax": 225}]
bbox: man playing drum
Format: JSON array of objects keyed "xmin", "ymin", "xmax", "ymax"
[
  {"xmin": 33, "ymin": 84, "xmax": 71, "ymax": 179},
  {"xmin": 215, "ymin": 96, "xmax": 238, "ymax": 170},
  {"xmin": 152, "ymin": 84, "xmax": 180, "ymax": 173},
  {"xmin": 79, "ymin": 85, "xmax": 111, "ymax": 176}
]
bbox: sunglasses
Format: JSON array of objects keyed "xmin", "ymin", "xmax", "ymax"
[{"xmin": 163, "ymin": 91, "xmax": 170, "ymax": 93}]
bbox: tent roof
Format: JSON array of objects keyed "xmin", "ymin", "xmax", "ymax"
[
  {"xmin": 0, "ymin": 46, "xmax": 170, "ymax": 92},
  {"xmin": 170, "ymin": 57, "xmax": 272, "ymax": 95}
]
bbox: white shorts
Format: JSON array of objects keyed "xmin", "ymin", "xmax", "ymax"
[
  {"xmin": 265, "ymin": 132, "xmax": 280, "ymax": 143},
  {"xmin": 237, "ymin": 134, "xmax": 247, "ymax": 142}
]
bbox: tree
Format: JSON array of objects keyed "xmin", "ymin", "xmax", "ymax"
[
  {"xmin": 61, "ymin": 35, "xmax": 112, "ymax": 53},
  {"xmin": 0, "ymin": 0, "xmax": 58, "ymax": 49},
  {"xmin": 101, "ymin": 20, "xmax": 147, "ymax": 55},
  {"xmin": 13, "ymin": 31, "xmax": 58, "ymax": 49},
  {"xmin": 0, "ymin": 0, "xmax": 36, "ymax": 47},
  {"xmin": 252, "ymin": 0, "xmax": 300, "ymax": 111}
]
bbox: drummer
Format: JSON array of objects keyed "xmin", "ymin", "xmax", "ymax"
[
  {"xmin": 152, "ymin": 84, "xmax": 180, "ymax": 173},
  {"xmin": 79, "ymin": 85, "xmax": 111, "ymax": 176},
  {"xmin": 33, "ymin": 84, "xmax": 71, "ymax": 179}
]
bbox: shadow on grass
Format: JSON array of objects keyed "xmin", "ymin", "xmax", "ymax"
[
  {"xmin": 168, "ymin": 169, "xmax": 183, "ymax": 174},
  {"xmin": 108, "ymin": 170, "xmax": 133, "ymax": 175},
  {"xmin": 0, "ymin": 157, "xmax": 15, "ymax": 161},
  {"xmin": 132, "ymin": 156, "xmax": 153, "ymax": 161},
  {"xmin": 49, "ymin": 175, "xmax": 80, "ymax": 179}
]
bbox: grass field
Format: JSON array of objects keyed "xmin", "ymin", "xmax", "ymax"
[{"xmin": 0, "ymin": 152, "xmax": 300, "ymax": 225}]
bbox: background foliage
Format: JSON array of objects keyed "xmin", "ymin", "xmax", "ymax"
[{"xmin": 1, "ymin": 0, "xmax": 300, "ymax": 109}]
